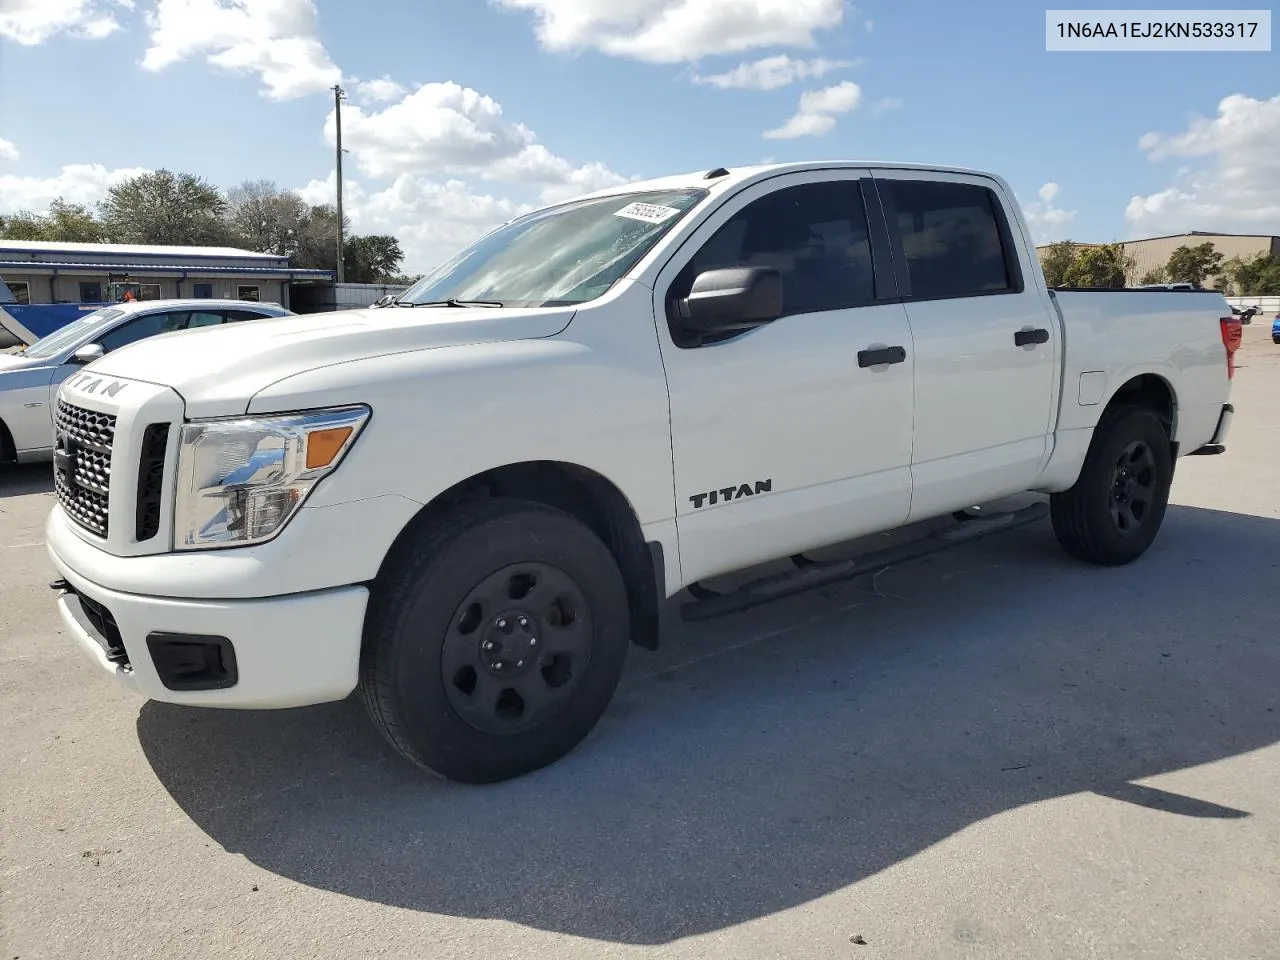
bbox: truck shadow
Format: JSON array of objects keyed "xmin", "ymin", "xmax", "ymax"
[
  {"xmin": 136, "ymin": 503, "xmax": 1280, "ymax": 945},
  {"xmin": 0, "ymin": 462, "xmax": 53, "ymax": 498}
]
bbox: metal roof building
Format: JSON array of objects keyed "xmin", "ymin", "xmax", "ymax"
[
  {"xmin": 0, "ymin": 239, "xmax": 334, "ymax": 309},
  {"xmin": 1036, "ymin": 231, "xmax": 1280, "ymax": 289}
]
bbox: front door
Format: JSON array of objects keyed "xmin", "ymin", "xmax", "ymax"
[
  {"xmin": 651, "ymin": 169, "xmax": 917, "ymax": 585},
  {"xmin": 871, "ymin": 171, "xmax": 1061, "ymax": 521}
]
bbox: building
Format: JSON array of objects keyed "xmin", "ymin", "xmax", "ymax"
[
  {"xmin": 1037, "ymin": 232, "xmax": 1280, "ymax": 289},
  {"xmin": 0, "ymin": 239, "xmax": 334, "ymax": 309}
]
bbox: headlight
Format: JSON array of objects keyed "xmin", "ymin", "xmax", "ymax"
[{"xmin": 174, "ymin": 405, "xmax": 370, "ymax": 550}]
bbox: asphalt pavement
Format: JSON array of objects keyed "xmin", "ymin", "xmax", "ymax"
[{"xmin": 2, "ymin": 324, "xmax": 1278, "ymax": 960}]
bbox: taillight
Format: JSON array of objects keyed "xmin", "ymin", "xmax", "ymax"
[{"xmin": 1220, "ymin": 317, "xmax": 1243, "ymax": 379}]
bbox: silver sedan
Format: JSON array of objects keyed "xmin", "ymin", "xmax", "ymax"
[{"xmin": 0, "ymin": 299, "xmax": 291, "ymax": 463}]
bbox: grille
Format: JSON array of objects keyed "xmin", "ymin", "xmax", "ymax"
[
  {"xmin": 135, "ymin": 423, "xmax": 171, "ymax": 542},
  {"xmin": 78, "ymin": 593, "xmax": 130, "ymax": 666},
  {"xmin": 54, "ymin": 400, "xmax": 116, "ymax": 538}
]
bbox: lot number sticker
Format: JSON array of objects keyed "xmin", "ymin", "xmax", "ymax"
[{"xmin": 614, "ymin": 202, "xmax": 681, "ymax": 224}]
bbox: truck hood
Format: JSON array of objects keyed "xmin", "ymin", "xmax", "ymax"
[{"xmin": 84, "ymin": 305, "xmax": 577, "ymax": 417}]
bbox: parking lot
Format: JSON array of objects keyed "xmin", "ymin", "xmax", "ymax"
[{"xmin": 2, "ymin": 325, "xmax": 1278, "ymax": 960}]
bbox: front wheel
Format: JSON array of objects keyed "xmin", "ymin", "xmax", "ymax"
[
  {"xmin": 1050, "ymin": 405, "xmax": 1173, "ymax": 566},
  {"xmin": 360, "ymin": 498, "xmax": 631, "ymax": 783}
]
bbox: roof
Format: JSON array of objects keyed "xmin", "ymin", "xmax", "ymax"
[
  {"xmin": 85, "ymin": 297, "xmax": 291, "ymax": 315},
  {"xmin": 0, "ymin": 259, "xmax": 332, "ymax": 278},
  {"xmin": 567, "ymin": 160, "xmax": 1006, "ymax": 205},
  {"xmin": 1121, "ymin": 231, "xmax": 1280, "ymax": 244},
  {"xmin": 0, "ymin": 239, "xmax": 284, "ymax": 260}
]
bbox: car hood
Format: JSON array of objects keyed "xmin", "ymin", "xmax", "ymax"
[
  {"xmin": 83, "ymin": 305, "xmax": 577, "ymax": 417},
  {"xmin": 0, "ymin": 352, "xmax": 49, "ymax": 373}
]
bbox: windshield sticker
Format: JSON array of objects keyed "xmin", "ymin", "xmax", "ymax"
[{"xmin": 613, "ymin": 201, "xmax": 681, "ymax": 225}]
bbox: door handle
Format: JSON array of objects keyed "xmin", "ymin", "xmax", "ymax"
[
  {"xmin": 857, "ymin": 345, "xmax": 907, "ymax": 368},
  {"xmin": 1014, "ymin": 327, "xmax": 1050, "ymax": 347}
]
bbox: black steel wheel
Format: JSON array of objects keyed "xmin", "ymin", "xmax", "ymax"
[
  {"xmin": 441, "ymin": 562, "xmax": 595, "ymax": 736},
  {"xmin": 360, "ymin": 498, "xmax": 631, "ymax": 783},
  {"xmin": 1051, "ymin": 404, "xmax": 1173, "ymax": 566}
]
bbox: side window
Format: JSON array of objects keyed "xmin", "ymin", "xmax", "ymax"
[
  {"xmin": 671, "ymin": 180, "xmax": 876, "ymax": 322},
  {"xmin": 224, "ymin": 309, "xmax": 273, "ymax": 323},
  {"xmin": 882, "ymin": 180, "xmax": 1019, "ymax": 300},
  {"xmin": 96, "ymin": 311, "xmax": 188, "ymax": 353},
  {"xmin": 186, "ymin": 310, "xmax": 225, "ymax": 328},
  {"xmin": 3, "ymin": 280, "xmax": 31, "ymax": 304}
]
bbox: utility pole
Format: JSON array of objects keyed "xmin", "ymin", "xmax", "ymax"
[{"xmin": 332, "ymin": 83, "xmax": 346, "ymax": 283}]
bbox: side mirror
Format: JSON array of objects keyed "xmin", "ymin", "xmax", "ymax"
[
  {"xmin": 676, "ymin": 266, "xmax": 783, "ymax": 335},
  {"xmin": 69, "ymin": 343, "xmax": 105, "ymax": 365}
]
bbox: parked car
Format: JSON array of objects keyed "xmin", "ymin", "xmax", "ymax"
[
  {"xmin": 1272, "ymin": 312, "xmax": 1280, "ymax": 344},
  {"xmin": 43, "ymin": 161, "xmax": 1239, "ymax": 784},
  {"xmin": 1, "ymin": 299, "xmax": 291, "ymax": 463}
]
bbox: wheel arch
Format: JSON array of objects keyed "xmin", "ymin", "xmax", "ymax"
[
  {"xmin": 0, "ymin": 416, "xmax": 15, "ymax": 463},
  {"xmin": 373, "ymin": 460, "xmax": 665, "ymax": 650},
  {"xmin": 1101, "ymin": 372, "xmax": 1177, "ymax": 447}
]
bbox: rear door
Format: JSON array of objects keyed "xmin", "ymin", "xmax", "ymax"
[
  {"xmin": 652, "ymin": 168, "xmax": 916, "ymax": 584},
  {"xmin": 871, "ymin": 171, "xmax": 1061, "ymax": 520}
]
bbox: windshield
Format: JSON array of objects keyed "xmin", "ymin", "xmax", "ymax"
[
  {"xmin": 398, "ymin": 188, "xmax": 709, "ymax": 307},
  {"xmin": 21, "ymin": 309, "xmax": 126, "ymax": 360}
]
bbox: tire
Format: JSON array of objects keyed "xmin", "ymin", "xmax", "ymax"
[
  {"xmin": 0, "ymin": 419, "xmax": 14, "ymax": 463},
  {"xmin": 1273, "ymin": 336, "xmax": 1280, "ymax": 344},
  {"xmin": 1050, "ymin": 404, "xmax": 1173, "ymax": 567},
  {"xmin": 359, "ymin": 498, "xmax": 631, "ymax": 783}
]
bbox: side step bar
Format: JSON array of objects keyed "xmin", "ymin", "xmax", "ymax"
[{"xmin": 680, "ymin": 501, "xmax": 1049, "ymax": 623}]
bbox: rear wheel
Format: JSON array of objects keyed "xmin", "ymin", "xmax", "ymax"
[
  {"xmin": 1050, "ymin": 405, "xmax": 1173, "ymax": 566},
  {"xmin": 360, "ymin": 498, "xmax": 631, "ymax": 783},
  {"xmin": 0, "ymin": 419, "xmax": 15, "ymax": 463}
]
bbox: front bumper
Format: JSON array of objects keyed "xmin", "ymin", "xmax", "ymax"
[{"xmin": 48, "ymin": 535, "xmax": 369, "ymax": 709}]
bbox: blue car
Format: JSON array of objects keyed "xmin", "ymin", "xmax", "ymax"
[{"xmin": 1272, "ymin": 312, "xmax": 1280, "ymax": 345}]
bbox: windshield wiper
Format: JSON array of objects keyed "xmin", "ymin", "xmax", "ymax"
[{"xmin": 397, "ymin": 298, "xmax": 505, "ymax": 308}]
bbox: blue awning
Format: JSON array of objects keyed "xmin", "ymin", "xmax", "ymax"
[{"xmin": 0, "ymin": 260, "xmax": 334, "ymax": 279}]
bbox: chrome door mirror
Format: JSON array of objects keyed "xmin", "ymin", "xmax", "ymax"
[{"xmin": 70, "ymin": 343, "xmax": 105, "ymax": 365}]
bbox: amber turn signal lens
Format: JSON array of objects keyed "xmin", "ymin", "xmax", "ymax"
[{"xmin": 306, "ymin": 427, "xmax": 354, "ymax": 469}]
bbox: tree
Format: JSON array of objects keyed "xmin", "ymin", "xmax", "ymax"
[
  {"xmin": 1039, "ymin": 241, "xmax": 1078, "ymax": 288},
  {"xmin": 292, "ymin": 203, "xmax": 350, "ymax": 271},
  {"xmin": 1138, "ymin": 267, "xmax": 1167, "ymax": 285},
  {"xmin": 100, "ymin": 169, "xmax": 232, "ymax": 245},
  {"xmin": 44, "ymin": 198, "xmax": 107, "ymax": 242},
  {"xmin": 226, "ymin": 179, "xmax": 309, "ymax": 256},
  {"xmin": 0, "ymin": 210, "xmax": 50, "ymax": 240},
  {"xmin": 1220, "ymin": 252, "xmax": 1280, "ymax": 296},
  {"xmin": 1162, "ymin": 242, "xmax": 1223, "ymax": 287},
  {"xmin": 343, "ymin": 234, "xmax": 405, "ymax": 283},
  {"xmin": 1062, "ymin": 243, "xmax": 1132, "ymax": 288}
]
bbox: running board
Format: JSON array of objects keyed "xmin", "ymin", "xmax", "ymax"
[{"xmin": 680, "ymin": 501, "xmax": 1050, "ymax": 622}]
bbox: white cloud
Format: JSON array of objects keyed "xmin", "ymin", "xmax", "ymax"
[
  {"xmin": 1125, "ymin": 93, "xmax": 1280, "ymax": 236},
  {"xmin": 0, "ymin": 139, "xmax": 19, "ymax": 162},
  {"xmin": 0, "ymin": 163, "xmax": 150, "ymax": 213},
  {"xmin": 296, "ymin": 170, "xmax": 536, "ymax": 273},
  {"xmin": 692, "ymin": 54, "xmax": 856, "ymax": 91},
  {"xmin": 355, "ymin": 75, "xmax": 407, "ymax": 103},
  {"xmin": 330, "ymin": 81, "xmax": 631, "ymax": 198},
  {"xmin": 763, "ymin": 80, "xmax": 861, "ymax": 139},
  {"xmin": 871, "ymin": 96, "xmax": 903, "ymax": 114},
  {"xmin": 0, "ymin": 0, "xmax": 132, "ymax": 44},
  {"xmin": 495, "ymin": 0, "xmax": 846, "ymax": 63},
  {"xmin": 142, "ymin": 0, "xmax": 340, "ymax": 100},
  {"xmin": 1021, "ymin": 182, "xmax": 1077, "ymax": 242}
]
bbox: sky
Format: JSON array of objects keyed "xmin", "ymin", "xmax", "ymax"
[{"xmin": 0, "ymin": 0, "xmax": 1277, "ymax": 273}]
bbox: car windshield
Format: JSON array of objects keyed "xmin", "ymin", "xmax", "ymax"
[
  {"xmin": 397, "ymin": 188, "xmax": 709, "ymax": 307},
  {"xmin": 21, "ymin": 309, "xmax": 127, "ymax": 360}
]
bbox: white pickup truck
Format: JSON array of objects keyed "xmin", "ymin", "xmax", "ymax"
[{"xmin": 44, "ymin": 161, "xmax": 1240, "ymax": 783}]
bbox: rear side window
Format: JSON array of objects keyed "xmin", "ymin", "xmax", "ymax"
[{"xmin": 883, "ymin": 180, "xmax": 1019, "ymax": 300}]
